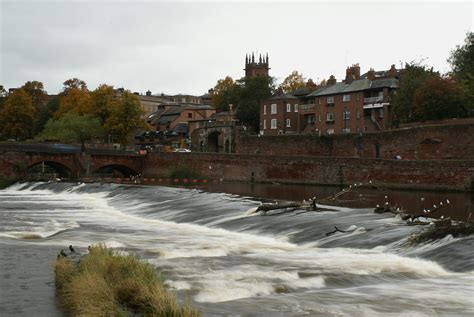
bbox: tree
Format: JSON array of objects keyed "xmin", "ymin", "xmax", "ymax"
[
  {"xmin": 89, "ymin": 84, "xmax": 116, "ymax": 125},
  {"xmin": 21, "ymin": 81, "xmax": 48, "ymax": 113},
  {"xmin": 279, "ymin": 71, "xmax": 306, "ymax": 93},
  {"xmin": 63, "ymin": 78, "xmax": 88, "ymax": 92},
  {"xmin": 448, "ymin": 32, "xmax": 474, "ymax": 115},
  {"xmin": 105, "ymin": 91, "xmax": 148, "ymax": 145},
  {"xmin": 235, "ymin": 76, "xmax": 275, "ymax": 132},
  {"xmin": 56, "ymin": 87, "xmax": 91, "ymax": 117},
  {"xmin": 34, "ymin": 96, "xmax": 60, "ymax": 135},
  {"xmin": 211, "ymin": 76, "xmax": 238, "ymax": 112},
  {"xmin": 0, "ymin": 89, "xmax": 35, "ymax": 140},
  {"xmin": 39, "ymin": 112, "xmax": 103, "ymax": 145},
  {"xmin": 392, "ymin": 62, "xmax": 438, "ymax": 122},
  {"xmin": 413, "ymin": 76, "xmax": 465, "ymax": 121}
]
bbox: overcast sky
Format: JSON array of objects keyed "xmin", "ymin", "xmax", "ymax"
[{"xmin": 1, "ymin": 0, "xmax": 472, "ymax": 96}]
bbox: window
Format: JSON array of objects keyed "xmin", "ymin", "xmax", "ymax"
[
  {"xmin": 188, "ymin": 112, "xmax": 193, "ymax": 119},
  {"xmin": 326, "ymin": 112, "xmax": 335, "ymax": 122},
  {"xmin": 318, "ymin": 114, "xmax": 322, "ymax": 122},
  {"xmin": 379, "ymin": 108, "xmax": 384, "ymax": 118},
  {"xmin": 357, "ymin": 93, "xmax": 361, "ymax": 101},
  {"xmin": 343, "ymin": 111, "xmax": 350, "ymax": 120},
  {"xmin": 343, "ymin": 94, "xmax": 351, "ymax": 102},
  {"xmin": 286, "ymin": 119, "xmax": 291, "ymax": 127},
  {"xmin": 287, "ymin": 104, "xmax": 291, "ymax": 112},
  {"xmin": 295, "ymin": 104, "xmax": 298, "ymax": 112},
  {"xmin": 327, "ymin": 96, "xmax": 334, "ymax": 104},
  {"xmin": 307, "ymin": 115, "xmax": 315, "ymax": 123},
  {"xmin": 271, "ymin": 104, "xmax": 277, "ymax": 114},
  {"xmin": 271, "ymin": 119, "xmax": 277, "ymax": 129},
  {"xmin": 356, "ymin": 109, "xmax": 361, "ymax": 119},
  {"xmin": 318, "ymin": 98, "xmax": 321, "ymax": 105},
  {"xmin": 263, "ymin": 119, "xmax": 266, "ymax": 129},
  {"xmin": 263, "ymin": 105, "xmax": 266, "ymax": 115},
  {"xmin": 342, "ymin": 128, "xmax": 351, "ymax": 134},
  {"xmin": 326, "ymin": 128, "xmax": 334, "ymax": 135}
]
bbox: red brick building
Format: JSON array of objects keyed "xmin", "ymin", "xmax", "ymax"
[
  {"xmin": 264, "ymin": 64, "xmax": 399, "ymax": 136},
  {"xmin": 245, "ymin": 53, "xmax": 270, "ymax": 78},
  {"xmin": 260, "ymin": 94, "xmax": 300, "ymax": 135}
]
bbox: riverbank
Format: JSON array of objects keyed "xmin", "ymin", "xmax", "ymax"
[{"xmin": 0, "ymin": 178, "xmax": 17, "ymax": 189}]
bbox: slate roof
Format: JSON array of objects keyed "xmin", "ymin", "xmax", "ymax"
[
  {"xmin": 269, "ymin": 93, "xmax": 298, "ymax": 100},
  {"xmin": 174, "ymin": 122, "xmax": 189, "ymax": 134},
  {"xmin": 307, "ymin": 77, "xmax": 398, "ymax": 97}
]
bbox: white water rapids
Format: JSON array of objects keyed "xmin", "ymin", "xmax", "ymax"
[{"xmin": 0, "ymin": 182, "xmax": 473, "ymax": 316}]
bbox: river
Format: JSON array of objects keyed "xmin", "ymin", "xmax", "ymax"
[{"xmin": 0, "ymin": 181, "xmax": 473, "ymax": 316}]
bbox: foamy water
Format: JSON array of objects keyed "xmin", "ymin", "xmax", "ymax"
[{"xmin": 1, "ymin": 182, "xmax": 473, "ymax": 316}]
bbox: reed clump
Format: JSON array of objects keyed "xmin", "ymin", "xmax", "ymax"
[{"xmin": 54, "ymin": 244, "xmax": 200, "ymax": 317}]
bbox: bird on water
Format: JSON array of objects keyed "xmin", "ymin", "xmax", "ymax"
[
  {"xmin": 69, "ymin": 245, "xmax": 76, "ymax": 253},
  {"xmin": 59, "ymin": 250, "xmax": 68, "ymax": 257}
]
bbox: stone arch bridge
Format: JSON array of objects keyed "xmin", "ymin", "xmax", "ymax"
[{"xmin": 0, "ymin": 144, "xmax": 144, "ymax": 179}]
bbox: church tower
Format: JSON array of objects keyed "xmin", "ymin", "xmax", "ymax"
[{"xmin": 244, "ymin": 52, "xmax": 270, "ymax": 78}]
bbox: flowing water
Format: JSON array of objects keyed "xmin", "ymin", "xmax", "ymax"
[{"xmin": 0, "ymin": 182, "xmax": 473, "ymax": 316}]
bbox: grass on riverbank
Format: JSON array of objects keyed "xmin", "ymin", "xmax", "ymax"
[
  {"xmin": 0, "ymin": 178, "xmax": 16, "ymax": 189},
  {"xmin": 55, "ymin": 244, "xmax": 200, "ymax": 317}
]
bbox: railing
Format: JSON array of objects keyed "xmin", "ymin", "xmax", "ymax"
[
  {"xmin": 299, "ymin": 104, "xmax": 315, "ymax": 113},
  {"xmin": 363, "ymin": 96, "xmax": 384, "ymax": 104}
]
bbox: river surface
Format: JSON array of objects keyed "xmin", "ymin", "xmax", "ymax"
[{"xmin": 0, "ymin": 182, "xmax": 473, "ymax": 316}]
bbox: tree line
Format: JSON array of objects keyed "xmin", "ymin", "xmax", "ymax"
[{"xmin": 0, "ymin": 79, "xmax": 148, "ymax": 145}]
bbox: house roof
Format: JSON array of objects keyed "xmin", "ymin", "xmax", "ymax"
[
  {"xmin": 269, "ymin": 93, "xmax": 298, "ymax": 100},
  {"xmin": 307, "ymin": 77, "xmax": 398, "ymax": 97},
  {"xmin": 174, "ymin": 122, "xmax": 189, "ymax": 134},
  {"xmin": 291, "ymin": 87, "xmax": 313, "ymax": 97}
]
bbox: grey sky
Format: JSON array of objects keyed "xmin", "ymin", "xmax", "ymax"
[{"xmin": 1, "ymin": 0, "xmax": 472, "ymax": 96}]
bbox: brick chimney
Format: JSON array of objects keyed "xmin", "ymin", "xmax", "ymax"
[
  {"xmin": 367, "ymin": 68, "xmax": 375, "ymax": 80},
  {"xmin": 327, "ymin": 75, "xmax": 337, "ymax": 86},
  {"xmin": 345, "ymin": 64, "xmax": 361, "ymax": 84},
  {"xmin": 388, "ymin": 64, "xmax": 397, "ymax": 78}
]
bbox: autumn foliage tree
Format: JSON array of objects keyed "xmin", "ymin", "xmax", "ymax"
[
  {"xmin": 278, "ymin": 71, "xmax": 306, "ymax": 93},
  {"xmin": 89, "ymin": 84, "xmax": 116, "ymax": 124},
  {"xmin": 413, "ymin": 76, "xmax": 465, "ymax": 121},
  {"xmin": 0, "ymin": 89, "xmax": 35, "ymax": 140},
  {"xmin": 211, "ymin": 76, "xmax": 237, "ymax": 112},
  {"xmin": 104, "ymin": 91, "xmax": 148, "ymax": 145},
  {"xmin": 21, "ymin": 81, "xmax": 48, "ymax": 113}
]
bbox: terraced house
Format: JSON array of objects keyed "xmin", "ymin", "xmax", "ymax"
[{"xmin": 260, "ymin": 64, "xmax": 399, "ymax": 136}]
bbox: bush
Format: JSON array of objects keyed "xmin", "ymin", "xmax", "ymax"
[{"xmin": 54, "ymin": 244, "xmax": 200, "ymax": 316}]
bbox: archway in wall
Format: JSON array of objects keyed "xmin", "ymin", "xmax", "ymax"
[
  {"xmin": 207, "ymin": 131, "xmax": 221, "ymax": 153},
  {"xmin": 27, "ymin": 161, "xmax": 73, "ymax": 179},
  {"xmin": 93, "ymin": 164, "xmax": 139, "ymax": 178}
]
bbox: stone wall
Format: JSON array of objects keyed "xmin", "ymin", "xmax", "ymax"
[
  {"xmin": 237, "ymin": 123, "xmax": 474, "ymax": 160},
  {"xmin": 144, "ymin": 153, "xmax": 474, "ymax": 191}
]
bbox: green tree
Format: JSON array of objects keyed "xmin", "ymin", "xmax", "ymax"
[
  {"xmin": 0, "ymin": 89, "xmax": 35, "ymax": 140},
  {"xmin": 392, "ymin": 62, "xmax": 438, "ymax": 122},
  {"xmin": 448, "ymin": 32, "xmax": 474, "ymax": 115},
  {"xmin": 211, "ymin": 76, "xmax": 238, "ymax": 112},
  {"xmin": 21, "ymin": 81, "xmax": 48, "ymax": 113},
  {"xmin": 235, "ymin": 76, "xmax": 275, "ymax": 132},
  {"xmin": 105, "ymin": 91, "xmax": 148, "ymax": 146},
  {"xmin": 279, "ymin": 71, "xmax": 306, "ymax": 93},
  {"xmin": 40, "ymin": 112, "xmax": 103, "ymax": 145},
  {"xmin": 34, "ymin": 96, "xmax": 60, "ymax": 135},
  {"xmin": 413, "ymin": 76, "xmax": 465, "ymax": 121}
]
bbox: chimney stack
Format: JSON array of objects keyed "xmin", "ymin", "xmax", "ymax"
[
  {"xmin": 367, "ymin": 68, "xmax": 375, "ymax": 80},
  {"xmin": 327, "ymin": 75, "xmax": 337, "ymax": 86}
]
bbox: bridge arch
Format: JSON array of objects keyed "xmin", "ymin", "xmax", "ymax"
[
  {"xmin": 27, "ymin": 161, "xmax": 73, "ymax": 179},
  {"xmin": 93, "ymin": 164, "xmax": 139, "ymax": 178}
]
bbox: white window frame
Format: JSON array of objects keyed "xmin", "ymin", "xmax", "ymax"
[
  {"xmin": 263, "ymin": 105, "xmax": 266, "ymax": 115},
  {"xmin": 379, "ymin": 108, "xmax": 384, "ymax": 118},
  {"xmin": 286, "ymin": 104, "xmax": 291, "ymax": 112},
  {"xmin": 356, "ymin": 109, "xmax": 361, "ymax": 119},
  {"xmin": 327, "ymin": 96, "xmax": 334, "ymax": 104},
  {"xmin": 343, "ymin": 94, "xmax": 351, "ymax": 102},
  {"xmin": 271, "ymin": 119, "xmax": 277, "ymax": 129},
  {"xmin": 318, "ymin": 98, "xmax": 321, "ymax": 105},
  {"xmin": 271, "ymin": 104, "xmax": 277, "ymax": 114},
  {"xmin": 326, "ymin": 112, "xmax": 335, "ymax": 121},
  {"xmin": 343, "ymin": 111, "xmax": 350, "ymax": 120},
  {"xmin": 342, "ymin": 128, "xmax": 351, "ymax": 134},
  {"xmin": 286, "ymin": 118, "xmax": 291, "ymax": 127},
  {"xmin": 263, "ymin": 119, "xmax": 266, "ymax": 129},
  {"xmin": 295, "ymin": 104, "xmax": 298, "ymax": 112}
]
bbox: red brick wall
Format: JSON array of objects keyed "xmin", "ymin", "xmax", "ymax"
[
  {"xmin": 238, "ymin": 123, "xmax": 474, "ymax": 160},
  {"xmin": 143, "ymin": 152, "xmax": 474, "ymax": 191}
]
